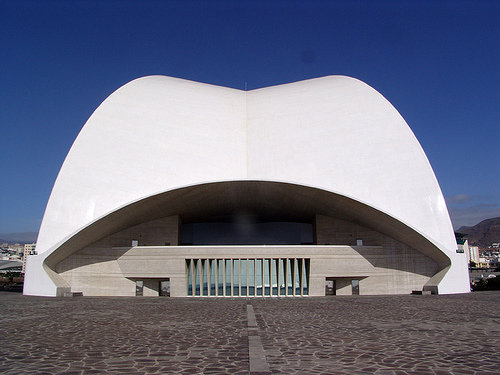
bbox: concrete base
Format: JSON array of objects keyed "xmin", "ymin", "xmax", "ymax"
[
  {"xmin": 63, "ymin": 292, "xmax": 84, "ymax": 297},
  {"xmin": 412, "ymin": 290, "xmax": 432, "ymax": 295},
  {"xmin": 56, "ymin": 243, "xmax": 437, "ymax": 297}
]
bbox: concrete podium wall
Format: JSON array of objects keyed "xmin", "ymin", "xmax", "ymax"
[
  {"xmin": 56, "ymin": 245, "xmax": 436, "ymax": 297},
  {"xmin": 52, "ymin": 213, "xmax": 436, "ymax": 297}
]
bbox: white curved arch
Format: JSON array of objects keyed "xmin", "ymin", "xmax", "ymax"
[{"xmin": 25, "ymin": 75, "xmax": 469, "ymax": 296}]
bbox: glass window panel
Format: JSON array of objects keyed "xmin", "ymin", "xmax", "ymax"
[
  {"xmin": 233, "ymin": 259, "xmax": 239, "ymax": 295},
  {"xmin": 248, "ymin": 259, "xmax": 255, "ymax": 296},
  {"xmin": 287, "ymin": 259, "xmax": 293, "ymax": 295},
  {"xmin": 202, "ymin": 259, "xmax": 208, "ymax": 296},
  {"xmin": 186, "ymin": 257, "xmax": 309, "ymax": 298},
  {"xmin": 295, "ymin": 259, "xmax": 301, "ymax": 295},
  {"xmin": 210, "ymin": 259, "xmax": 216, "ymax": 296},
  {"xmin": 272, "ymin": 259, "xmax": 278, "ymax": 296},
  {"xmin": 279, "ymin": 259, "xmax": 286, "ymax": 295},
  {"xmin": 264, "ymin": 259, "xmax": 270, "ymax": 296},
  {"xmin": 241, "ymin": 259, "xmax": 247, "ymax": 296},
  {"xmin": 352, "ymin": 279, "xmax": 359, "ymax": 295},
  {"xmin": 135, "ymin": 280, "xmax": 143, "ymax": 296},
  {"xmin": 187, "ymin": 260, "xmax": 192, "ymax": 296},
  {"xmin": 225, "ymin": 259, "xmax": 231, "ymax": 296},
  {"xmin": 195, "ymin": 259, "xmax": 200, "ymax": 296},
  {"xmin": 256, "ymin": 259, "xmax": 263, "ymax": 296},
  {"xmin": 303, "ymin": 259, "xmax": 309, "ymax": 296},
  {"xmin": 218, "ymin": 259, "xmax": 224, "ymax": 296}
]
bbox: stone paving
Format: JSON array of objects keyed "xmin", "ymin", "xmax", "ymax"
[
  {"xmin": 251, "ymin": 294, "xmax": 500, "ymax": 375},
  {"xmin": 0, "ymin": 291, "xmax": 499, "ymax": 374}
]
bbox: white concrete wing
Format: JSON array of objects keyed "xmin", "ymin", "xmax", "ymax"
[{"xmin": 24, "ymin": 76, "xmax": 469, "ymax": 296}]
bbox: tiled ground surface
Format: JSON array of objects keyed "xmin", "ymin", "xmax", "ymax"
[
  {"xmin": 252, "ymin": 293, "xmax": 500, "ymax": 375},
  {"xmin": 0, "ymin": 291, "xmax": 499, "ymax": 374}
]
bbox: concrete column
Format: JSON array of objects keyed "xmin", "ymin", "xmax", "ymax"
[
  {"xmin": 230, "ymin": 259, "xmax": 234, "ymax": 297},
  {"xmin": 253, "ymin": 259, "xmax": 257, "ymax": 297},
  {"xmin": 246, "ymin": 259, "xmax": 249, "ymax": 297},
  {"xmin": 238, "ymin": 259, "xmax": 241, "ymax": 297},
  {"xmin": 277, "ymin": 258, "xmax": 281, "ymax": 297},
  {"xmin": 269, "ymin": 258, "xmax": 273, "ymax": 297},
  {"xmin": 191, "ymin": 260, "xmax": 195, "ymax": 297},
  {"xmin": 207, "ymin": 259, "xmax": 211, "ymax": 297},
  {"xmin": 298, "ymin": 259, "xmax": 304, "ymax": 297},
  {"xmin": 261, "ymin": 258, "xmax": 265, "ymax": 297},
  {"xmin": 198, "ymin": 259, "xmax": 203, "ymax": 297},
  {"xmin": 214, "ymin": 260, "xmax": 218, "ymax": 297},
  {"xmin": 285, "ymin": 259, "xmax": 289, "ymax": 297},
  {"xmin": 292, "ymin": 258, "xmax": 297, "ymax": 297},
  {"xmin": 222, "ymin": 260, "xmax": 226, "ymax": 297}
]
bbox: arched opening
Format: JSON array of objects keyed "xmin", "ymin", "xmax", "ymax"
[{"xmin": 44, "ymin": 180, "xmax": 449, "ymax": 297}]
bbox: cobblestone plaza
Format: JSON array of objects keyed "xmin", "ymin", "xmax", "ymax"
[{"xmin": 1, "ymin": 291, "xmax": 499, "ymax": 374}]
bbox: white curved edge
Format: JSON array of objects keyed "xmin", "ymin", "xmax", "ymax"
[
  {"xmin": 35, "ymin": 75, "xmax": 248, "ymax": 256},
  {"xmin": 246, "ymin": 75, "xmax": 455, "ymax": 251},
  {"xmin": 24, "ymin": 253, "xmax": 68, "ymax": 297}
]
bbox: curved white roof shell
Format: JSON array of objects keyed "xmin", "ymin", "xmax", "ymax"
[{"xmin": 25, "ymin": 75, "xmax": 469, "ymax": 296}]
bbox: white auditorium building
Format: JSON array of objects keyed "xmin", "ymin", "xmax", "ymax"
[{"xmin": 24, "ymin": 76, "xmax": 469, "ymax": 297}]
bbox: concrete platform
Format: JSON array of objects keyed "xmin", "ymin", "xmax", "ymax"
[{"xmin": 1, "ymin": 291, "xmax": 499, "ymax": 374}]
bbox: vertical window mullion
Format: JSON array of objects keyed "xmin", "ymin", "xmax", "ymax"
[
  {"xmin": 206, "ymin": 259, "xmax": 210, "ymax": 297},
  {"xmin": 299, "ymin": 259, "xmax": 304, "ymax": 296},
  {"xmin": 262, "ymin": 258, "xmax": 265, "ymax": 296},
  {"xmin": 238, "ymin": 259, "xmax": 241, "ymax": 297},
  {"xmin": 186, "ymin": 259, "xmax": 189, "ymax": 296},
  {"xmin": 230, "ymin": 259, "xmax": 234, "ymax": 297},
  {"xmin": 247, "ymin": 259, "xmax": 250, "ymax": 297},
  {"xmin": 293, "ymin": 258, "xmax": 298, "ymax": 296},
  {"xmin": 213, "ymin": 259, "xmax": 217, "ymax": 297},
  {"xmin": 304, "ymin": 259, "xmax": 309, "ymax": 296},
  {"xmin": 222, "ymin": 259, "xmax": 226, "ymax": 297}
]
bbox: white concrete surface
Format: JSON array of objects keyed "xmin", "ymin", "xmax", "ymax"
[{"xmin": 24, "ymin": 76, "xmax": 469, "ymax": 296}]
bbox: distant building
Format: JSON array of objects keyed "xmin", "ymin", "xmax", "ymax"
[
  {"xmin": 455, "ymin": 234, "xmax": 482, "ymax": 267},
  {"xmin": 24, "ymin": 76, "xmax": 469, "ymax": 297},
  {"xmin": 469, "ymin": 246, "xmax": 480, "ymax": 265},
  {"xmin": 22, "ymin": 243, "xmax": 36, "ymax": 274},
  {"xmin": 456, "ymin": 233, "xmax": 469, "ymax": 259},
  {"xmin": 0, "ymin": 260, "xmax": 22, "ymax": 272},
  {"xmin": 477, "ymin": 258, "xmax": 490, "ymax": 268}
]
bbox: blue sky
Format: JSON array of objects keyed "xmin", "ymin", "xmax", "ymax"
[{"xmin": 0, "ymin": 0, "xmax": 498, "ymax": 234}]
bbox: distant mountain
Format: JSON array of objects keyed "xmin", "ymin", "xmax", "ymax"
[
  {"xmin": 457, "ymin": 217, "xmax": 500, "ymax": 248},
  {"xmin": 0, "ymin": 232, "xmax": 38, "ymax": 244}
]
